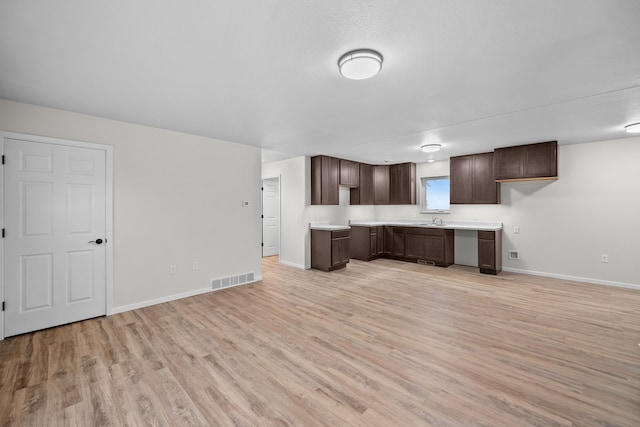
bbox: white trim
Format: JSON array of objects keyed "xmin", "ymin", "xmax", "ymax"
[
  {"xmin": 0, "ymin": 131, "xmax": 114, "ymax": 339},
  {"xmin": 279, "ymin": 259, "xmax": 310, "ymax": 270},
  {"xmin": 112, "ymin": 275, "xmax": 262, "ymax": 315},
  {"xmin": 112, "ymin": 286, "xmax": 213, "ymax": 314},
  {"xmin": 0, "ymin": 136, "xmax": 4, "ymax": 340},
  {"xmin": 502, "ymin": 267, "xmax": 640, "ymax": 291}
]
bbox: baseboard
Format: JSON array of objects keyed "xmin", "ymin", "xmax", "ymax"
[
  {"xmin": 279, "ymin": 259, "xmax": 310, "ymax": 270},
  {"xmin": 502, "ymin": 267, "xmax": 640, "ymax": 291},
  {"xmin": 111, "ymin": 276, "xmax": 263, "ymax": 315}
]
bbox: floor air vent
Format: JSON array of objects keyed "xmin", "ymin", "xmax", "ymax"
[
  {"xmin": 508, "ymin": 250, "xmax": 520, "ymax": 260},
  {"xmin": 212, "ymin": 272, "xmax": 255, "ymax": 290}
]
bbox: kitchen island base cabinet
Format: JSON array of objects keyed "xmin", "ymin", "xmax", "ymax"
[
  {"xmin": 478, "ymin": 230, "xmax": 502, "ymax": 275},
  {"xmin": 311, "ymin": 229, "xmax": 350, "ymax": 271}
]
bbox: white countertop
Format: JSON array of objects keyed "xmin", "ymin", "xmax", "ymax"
[
  {"xmin": 349, "ymin": 219, "xmax": 502, "ymax": 231},
  {"xmin": 309, "ymin": 221, "xmax": 351, "ymax": 231}
]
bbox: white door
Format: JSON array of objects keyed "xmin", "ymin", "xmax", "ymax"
[
  {"xmin": 3, "ymin": 138, "xmax": 107, "ymax": 337},
  {"xmin": 262, "ymin": 178, "xmax": 280, "ymax": 257}
]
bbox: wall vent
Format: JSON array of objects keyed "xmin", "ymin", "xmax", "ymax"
[
  {"xmin": 508, "ymin": 250, "xmax": 520, "ymax": 260},
  {"xmin": 211, "ymin": 272, "xmax": 256, "ymax": 290}
]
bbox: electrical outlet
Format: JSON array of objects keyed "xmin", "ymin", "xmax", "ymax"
[
  {"xmin": 513, "ymin": 225, "xmax": 520, "ymax": 234},
  {"xmin": 192, "ymin": 261, "xmax": 199, "ymax": 271},
  {"xmin": 170, "ymin": 265, "xmax": 177, "ymax": 274},
  {"xmin": 601, "ymin": 254, "xmax": 609, "ymax": 263}
]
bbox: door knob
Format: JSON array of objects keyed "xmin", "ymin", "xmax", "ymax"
[{"xmin": 88, "ymin": 238, "xmax": 104, "ymax": 244}]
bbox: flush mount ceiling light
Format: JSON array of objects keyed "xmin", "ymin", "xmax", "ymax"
[
  {"xmin": 421, "ymin": 144, "xmax": 441, "ymax": 153},
  {"xmin": 625, "ymin": 122, "xmax": 640, "ymax": 133},
  {"xmin": 338, "ymin": 49, "xmax": 383, "ymax": 80}
]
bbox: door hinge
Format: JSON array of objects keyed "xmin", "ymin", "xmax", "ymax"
[
  {"xmin": 2, "ymin": 301, "xmax": 4, "ymax": 311},
  {"xmin": 261, "ymin": 187, "xmax": 264, "ymax": 191},
  {"xmin": 261, "ymin": 242, "xmax": 264, "ymax": 247},
  {"xmin": 261, "ymin": 214, "xmax": 264, "ymax": 219},
  {"xmin": 1, "ymin": 155, "xmax": 4, "ymax": 165},
  {"xmin": 1, "ymin": 228, "xmax": 4, "ymax": 238}
]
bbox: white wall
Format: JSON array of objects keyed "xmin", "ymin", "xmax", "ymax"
[
  {"xmin": 266, "ymin": 138, "xmax": 640, "ymax": 288},
  {"xmin": 0, "ymin": 99, "xmax": 262, "ymax": 310}
]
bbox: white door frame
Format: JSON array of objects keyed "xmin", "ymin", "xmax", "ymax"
[
  {"xmin": 261, "ymin": 175, "xmax": 281, "ymax": 257},
  {"xmin": 0, "ymin": 131, "xmax": 114, "ymax": 340}
]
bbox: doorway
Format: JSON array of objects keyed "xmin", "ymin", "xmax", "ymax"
[
  {"xmin": 1, "ymin": 132, "xmax": 113, "ymax": 338},
  {"xmin": 262, "ymin": 177, "xmax": 280, "ymax": 257}
]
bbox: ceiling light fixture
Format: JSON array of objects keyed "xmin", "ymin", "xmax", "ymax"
[
  {"xmin": 338, "ymin": 49, "xmax": 383, "ymax": 80},
  {"xmin": 624, "ymin": 122, "xmax": 640, "ymax": 133},
  {"xmin": 421, "ymin": 144, "xmax": 441, "ymax": 153}
]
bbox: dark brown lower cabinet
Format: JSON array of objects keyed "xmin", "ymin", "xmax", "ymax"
[
  {"xmin": 403, "ymin": 228, "xmax": 454, "ymax": 266},
  {"xmin": 350, "ymin": 226, "xmax": 381, "ymax": 261},
  {"xmin": 392, "ymin": 228, "xmax": 406, "ymax": 257},
  {"xmin": 349, "ymin": 225, "xmax": 498, "ymax": 274},
  {"xmin": 383, "ymin": 226, "xmax": 393, "ymax": 255},
  {"xmin": 311, "ymin": 229, "xmax": 350, "ymax": 271},
  {"xmin": 478, "ymin": 230, "xmax": 502, "ymax": 275}
]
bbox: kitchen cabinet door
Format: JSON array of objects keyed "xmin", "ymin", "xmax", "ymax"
[
  {"xmin": 389, "ymin": 163, "xmax": 416, "ymax": 205},
  {"xmin": 311, "ymin": 156, "xmax": 339, "ymax": 205},
  {"xmin": 376, "ymin": 226, "xmax": 384, "ymax": 256},
  {"xmin": 405, "ymin": 231, "xmax": 425, "ymax": 259},
  {"xmin": 392, "ymin": 228, "xmax": 405, "ymax": 257},
  {"xmin": 383, "ymin": 226, "xmax": 393, "ymax": 255},
  {"xmin": 524, "ymin": 141, "xmax": 557, "ymax": 178},
  {"xmin": 331, "ymin": 236, "xmax": 350, "ymax": 266},
  {"xmin": 478, "ymin": 230, "xmax": 502, "ymax": 275},
  {"xmin": 450, "ymin": 155, "xmax": 473, "ymax": 204},
  {"xmin": 373, "ymin": 165, "xmax": 390, "ymax": 205},
  {"xmin": 350, "ymin": 163, "xmax": 373, "ymax": 205},
  {"xmin": 424, "ymin": 235, "xmax": 445, "ymax": 263},
  {"xmin": 340, "ymin": 159, "xmax": 360, "ymax": 187},
  {"xmin": 369, "ymin": 230, "xmax": 377, "ymax": 258},
  {"xmin": 473, "ymin": 152, "xmax": 500, "ymax": 204}
]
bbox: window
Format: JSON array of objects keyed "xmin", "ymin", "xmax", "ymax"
[{"xmin": 420, "ymin": 176, "xmax": 450, "ymax": 213}]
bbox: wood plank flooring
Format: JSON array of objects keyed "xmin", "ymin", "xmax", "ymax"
[{"xmin": 1, "ymin": 256, "xmax": 640, "ymax": 426}]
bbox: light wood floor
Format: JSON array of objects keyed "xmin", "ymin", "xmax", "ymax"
[{"xmin": 1, "ymin": 257, "xmax": 640, "ymax": 426}]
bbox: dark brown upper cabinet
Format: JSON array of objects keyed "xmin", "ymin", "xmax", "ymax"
[
  {"xmin": 314, "ymin": 156, "xmax": 415, "ymax": 206},
  {"xmin": 311, "ymin": 155, "xmax": 339, "ymax": 205},
  {"xmin": 494, "ymin": 141, "xmax": 558, "ymax": 182},
  {"xmin": 350, "ymin": 163, "xmax": 374, "ymax": 205},
  {"xmin": 339, "ymin": 159, "xmax": 360, "ymax": 187},
  {"xmin": 389, "ymin": 163, "xmax": 416, "ymax": 205},
  {"xmin": 450, "ymin": 152, "xmax": 500, "ymax": 204},
  {"xmin": 373, "ymin": 165, "xmax": 390, "ymax": 205}
]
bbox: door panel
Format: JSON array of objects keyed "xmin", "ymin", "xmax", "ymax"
[
  {"xmin": 21, "ymin": 254, "xmax": 53, "ymax": 311},
  {"xmin": 4, "ymin": 138, "xmax": 107, "ymax": 337}
]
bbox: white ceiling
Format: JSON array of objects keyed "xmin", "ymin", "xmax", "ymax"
[{"xmin": 1, "ymin": 1, "xmax": 640, "ymax": 164}]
